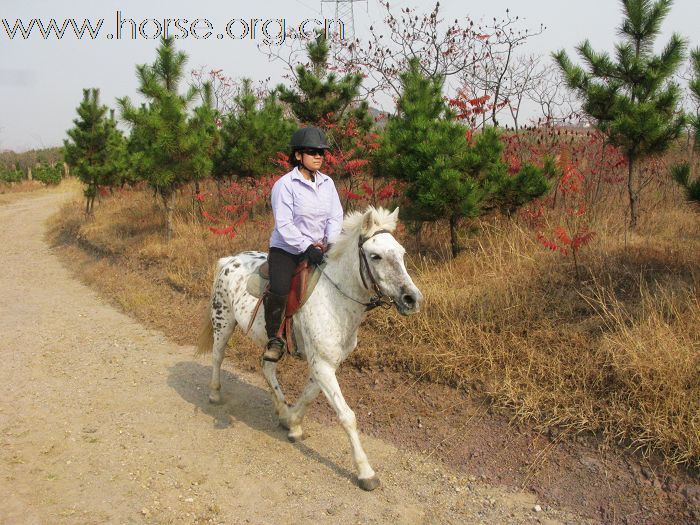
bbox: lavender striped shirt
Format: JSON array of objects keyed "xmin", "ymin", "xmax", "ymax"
[{"xmin": 269, "ymin": 167, "xmax": 344, "ymax": 254}]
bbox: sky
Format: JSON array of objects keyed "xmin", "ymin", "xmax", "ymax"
[{"xmin": 0, "ymin": 0, "xmax": 698, "ymax": 152}]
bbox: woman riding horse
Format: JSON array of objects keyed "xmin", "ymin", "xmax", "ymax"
[{"xmin": 263, "ymin": 126, "xmax": 344, "ymax": 363}]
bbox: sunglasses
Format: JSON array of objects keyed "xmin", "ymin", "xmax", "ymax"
[{"xmin": 301, "ymin": 149, "xmax": 326, "ymax": 157}]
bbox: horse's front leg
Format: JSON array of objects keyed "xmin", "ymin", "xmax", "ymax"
[
  {"xmin": 312, "ymin": 360, "xmax": 380, "ymax": 491},
  {"xmin": 285, "ymin": 375, "xmax": 321, "ymax": 442}
]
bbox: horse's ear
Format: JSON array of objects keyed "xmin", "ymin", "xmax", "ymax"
[
  {"xmin": 361, "ymin": 207, "xmax": 379, "ymax": 235},
  {"xmin": 390, "ymin": 207, "xmax": 399, "ymax": 222}
]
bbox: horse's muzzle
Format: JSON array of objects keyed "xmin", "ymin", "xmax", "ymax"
[{"xmin": 395, "ymin": 286, "xmax": 423, "ymax": 315}]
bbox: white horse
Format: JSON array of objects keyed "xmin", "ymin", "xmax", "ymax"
[{"xmin": 197, "ymin": 206, "xmax": 423, "ymax": 490}]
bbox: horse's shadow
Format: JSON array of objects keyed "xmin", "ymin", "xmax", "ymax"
[{"xmin": 167, "ymin": 361, "xmax": 355, "ymax": 483}]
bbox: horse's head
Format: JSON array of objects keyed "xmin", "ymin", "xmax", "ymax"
[{"xmin": 356, "ymin": 207, "xmax": 423, "ymax": 316}]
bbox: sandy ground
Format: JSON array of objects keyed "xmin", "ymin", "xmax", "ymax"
[{"xmin": 0, "ymin": 192, "xmax": 592, "ymax": 524}]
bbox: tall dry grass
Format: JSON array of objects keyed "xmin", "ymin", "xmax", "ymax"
[
  {"xmin": 48, "ymin": 175, "xmax": 700, "ymax": 468},
  {"xmin": 0, "ymin": 177, "xmax": 81, "ymax": 205}
]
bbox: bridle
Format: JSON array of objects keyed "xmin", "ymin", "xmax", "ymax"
[
  {"xmin": 357, "ymin": 229, "xmax": 395, "ymax": 310},
  {"xmin": 320, "ymin": 229, "xmax": 395, "ymax": 311}
]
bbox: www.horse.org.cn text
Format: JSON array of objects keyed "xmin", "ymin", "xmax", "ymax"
[{"xmin": 1, "ymin": 11, "xmax": 348, "ymax": 45}]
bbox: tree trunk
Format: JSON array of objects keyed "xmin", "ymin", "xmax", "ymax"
[
  {"xmin": 414, "ymin": 221, "xmax": 423, "ymax": 253},
  {"xmin": 690, "ymin": 132, "xmax": 697, "ymax": 182},
  {"xmin": 572, "ymin": 248, "xmax": 581, "ymax": 281},
  {"xmin": 490, "ymin": 46, "xmax": 513, "ymax": 127},
  {"xmin": 193, "ymin": 180, "xmax": 202, "ymax": 218},
  {"xmin": 162, "ymin": 190, "xmax": 176, "ymax": 242},
  {"xmin": 449, "ymin": 216, "xmax": 461, "ymax": 258},
  {"xmin": 627, "ymin": 153, "xmax": 638, "ymax": 229},
  {"xmin": 592, "ymin": 140, "xmax": 606, "ymax": 208},
  {"xmin": 85, "ymin": 183, "xmax": 95, "ymax": 216}
]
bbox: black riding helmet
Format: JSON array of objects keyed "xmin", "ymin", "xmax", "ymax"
[
  {"xmin": 289, "ymin": 127, "xmax": 330, "ymax": 170},
  {"xmin": 290, "ymin": 126, "xmax": 330, "ymax": 151}
]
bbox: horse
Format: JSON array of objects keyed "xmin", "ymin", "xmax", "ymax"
[{"xmin": 196, "ymin": 206, "xmax": 423, "ymax": 491}]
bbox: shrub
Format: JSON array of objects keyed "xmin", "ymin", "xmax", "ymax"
[
  {"xmin": 0, "ymin": 168, "xmax": 25, "ymax": 183},
  {"xmin": 32, "ymin": 163, "xmax": 63, "ymax": 185}
]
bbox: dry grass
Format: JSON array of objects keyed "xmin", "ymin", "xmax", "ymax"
[
  {"xmin": 47, "ymin": 177, "xmax": 700, "ymax": 469},
  {"xmin": 0, "ymin": 177, "xmax": 81, "ymax": 205}
]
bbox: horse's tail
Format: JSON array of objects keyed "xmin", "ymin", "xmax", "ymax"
[
  {"xmin": 196, "ymin": 258, "xmax": 227, "ymax": 356},
  {"xmin": 196, "ymin": 304, "xmax": 214, "ymax": 356}
]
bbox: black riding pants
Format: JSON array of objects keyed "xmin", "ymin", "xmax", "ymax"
[{"xmin": 268, "ymin": 247, "xmax": 304, "ymax": 296}]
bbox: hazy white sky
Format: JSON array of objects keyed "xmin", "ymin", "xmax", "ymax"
[{"xmin": 1, "ymin": 0, "xmax": 698, "ymax": 151}]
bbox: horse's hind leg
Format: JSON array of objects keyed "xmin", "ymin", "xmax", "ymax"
[
  {"xmin": 261, "ymin": 361, "xmax": 292, "ymax": 426},
  {"xmin": 208, "ymin": 317, "xmax": 236, "ymax": 404}
]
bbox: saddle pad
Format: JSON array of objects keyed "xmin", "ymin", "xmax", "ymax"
[
  {"xmin": 246, "ymin": 261, "xmax": 326, "ymax": 307},
  {"xmin": 246, "ymin": 268, "xmax": 268, "ymax": 298}
]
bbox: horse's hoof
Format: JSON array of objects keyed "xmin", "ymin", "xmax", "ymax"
[
  {"xmin": 287, "ymin": 431, "xmax": 305, "ymax": 443},
  {"xmin": 358, "ymin": 476, "xmax": 380, "ymax": 491},
  {"xmin": 208, "ymin": 392, "xmax": 222, "ymax": 404}
]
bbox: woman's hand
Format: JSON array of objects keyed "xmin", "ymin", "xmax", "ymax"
[{"xmin": 304, "ymin": 244, "xmax": 324, "ymax": 265}]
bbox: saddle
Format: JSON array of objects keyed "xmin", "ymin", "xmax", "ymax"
[{"xmin": 245, "ymin": 258, "xmax": 326, "ymax": 356}]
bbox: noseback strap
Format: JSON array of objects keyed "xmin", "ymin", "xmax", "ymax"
[{"xmin": 357, "ymin": 229, "xmax": 395, "ymax": 311}]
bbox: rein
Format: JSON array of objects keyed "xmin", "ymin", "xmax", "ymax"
[{"xmin": 319, "ymin": 229, "xmax": 394, "ymax": 312}]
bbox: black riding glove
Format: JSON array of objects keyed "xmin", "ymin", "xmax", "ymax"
[{"xmin": 304, "ymin": 244, "xmax": 324, "ymax": 265}]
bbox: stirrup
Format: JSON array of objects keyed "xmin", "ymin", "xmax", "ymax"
[{"xmin": 262, "ymin": 337, "xmax": 285, "ymax": 363}]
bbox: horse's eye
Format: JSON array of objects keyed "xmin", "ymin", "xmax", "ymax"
[{"xmin": 370, "ymin": 254, "xmax": 382, "ymax": 261}]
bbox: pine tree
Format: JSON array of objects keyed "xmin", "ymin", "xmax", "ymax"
[
  {"xmin": 118, "ymin": 36, "xmax": 216, "ymax": 240},
  {"xmin": 377, "ymin": 58, "xmax": 549, "ymax": 257},
  {"xmin": 554, "ymin": 0, "xmax": 687, "ymax": 228},
  {"xmin": 103, "ymin": 109, "xmax": 128, "ymax": 188},
  {"xmin": 122, "ymin": 103, "xmax": 152, "ymax": 187},
  {"xmin": 214, "ymin": 79, "xmax": 295, "ymax": 180},
  {"xmin": 691, "ymin": 48, "xmax": 700, "ymax": 145},
  {"xmin": 189, "ymin": 81, "xmax": 220, "ymax": 210},
  {"xmin": 671, "ymin": 48, "xmax": 700, "ymax": 203},
  {"xmin": 64, "ymin": 88, "xmax": 122, "ymax": 214},
  {"xmin": 276, "ymin": 31, "xmax": 371, "ymax": 129}
]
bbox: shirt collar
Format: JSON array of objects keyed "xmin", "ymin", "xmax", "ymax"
[{"xmin": 291, "ymin": 166, "xmax": 329, "ymax": 186}]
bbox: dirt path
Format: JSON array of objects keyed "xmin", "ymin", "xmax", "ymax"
[{"xmin": 0, "ymin": 192, "xmax": 588, "ymax": 524}]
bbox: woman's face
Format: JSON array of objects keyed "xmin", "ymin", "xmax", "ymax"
[{"xmin": 296, "ymin": 149, "xmax": 325, "ymax": 171}]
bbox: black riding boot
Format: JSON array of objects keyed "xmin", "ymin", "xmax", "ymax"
[{"xmin": 263, "ymin": 291, "xmax": 287, "ymax": 362}]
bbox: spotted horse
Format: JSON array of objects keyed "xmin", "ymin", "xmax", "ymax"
[{"xmin": 197, "ymin": 206, "xmax": 423, "ymax": 491}]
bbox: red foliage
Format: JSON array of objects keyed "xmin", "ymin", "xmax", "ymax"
[
  {"xmin": 523, "ymin": 153, "xmax": 598, "ymax": 263},
  {"xmin": 377, "ymin": 180, "xmax": 401, "ymax": 200},
  {"xmin": 274, "ymin": 151, "xmax": 292, "ymax": 173},
  {"xmin": 342, "ymin": 189, "xmax": 363, "ymax": 200},
  {"xmin": 512, "ymin": 128, "xmax": 627, "ymax": 270},
  {"xmin": 447, "ymin": 89, "xmax": 492, "ymax": 122},
  {"xmin": 199, "ymin": 176, "xmax": 278, "ymax": 238}
]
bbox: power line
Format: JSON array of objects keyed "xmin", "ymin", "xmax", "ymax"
[{"xmin": 294, "ymin": 0, "xmax": 324, "ymax": 16}]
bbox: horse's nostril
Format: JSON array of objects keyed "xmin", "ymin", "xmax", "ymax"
[{"xmin": 403, "ymin": 294, "xmax": 415, "ymax": 306}]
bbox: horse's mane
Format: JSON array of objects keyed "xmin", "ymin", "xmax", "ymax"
[{"xmin": 327, "ymin": 206, "xmax": 399, "ymax": 260}]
